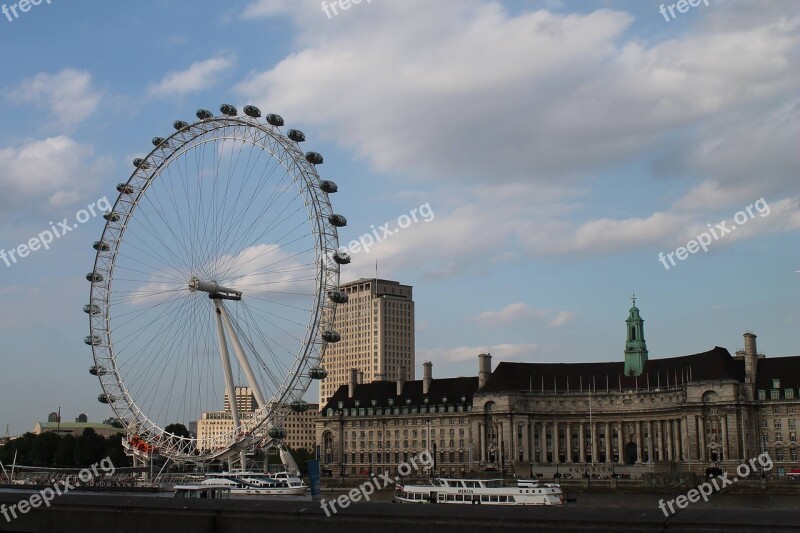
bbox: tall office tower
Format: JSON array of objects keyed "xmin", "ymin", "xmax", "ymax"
[
  {"xmin": 320, "ymin": 278, "xmax": 415, "ymax": 405},
  {"xmin": 224, "ymin": 386, "xmax": 257, "ymax": 413}
]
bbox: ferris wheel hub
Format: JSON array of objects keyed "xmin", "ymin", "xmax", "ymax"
[{"xmin": 189, "ymin": 277, "xmax": 242, "ymax": 301}]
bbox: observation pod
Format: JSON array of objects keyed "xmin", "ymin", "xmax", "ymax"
[
  {"xmin": 220, "ymin": 104, "xmax": 238, "ymax": 116},
  {"xmin": 305, "ymin": 152, "xmax": 323, "ymax": 165},
  {"xmin": 84, "ymin": 335, "xmax": 101, "ymax": 346},
  {"xmin": 133, "ymin": 158, "xmax": 150, "ymax": 169},
  {"xmin": 97, "ymin": 393, "xmax": 116, "ymax": 404},
  {"xmin": 243, "ymin": 105, "xmax": 261, "ymax": 118},
  {"xmin": 83, "ymin": 304, "xmax": 101, "ymax": 315},
  {"xmin": 332, "ymin": 250, "xmax": 351, "ymax": 265},
  {"xmin": 117, "ymin": 183, "xmax": 135, "ymax": 194},
  {"xmin": 268, "ymin": 427, "xmax": 287, "ymax": 440},
  {"xmin": 89, "ymin": 365, "xmax": 108, "ymax": 376},
  {"xmin": 86, "ymin": 272, "xmax": 104, "ymax": 283},
  {"xmin": 290, "ymin": 400, "xmax": 310, "ymax": 413},
  {"xmin": 103, "ymin": 211, "xmax": 121, "ymax": 222},
  {"xmin": 328, "ymin": 214, "xmax": 347, "ymax": 227},
  {"xmin": 320, "ymin": 180, "xmax": 338, "ymax": 194},
  {"xmin": 196, "ymin": 109, "xmax": 214, "ymax": 120},
  {"xmin": 152, "ymin": 137, "xmax": 167, "ymax": 147},
  {"xmin": 287, "ymin": 129, "xmax": 305, "ymax": 142},
  {"xmin": 322, "ymin": 330, "xmax": 341, "ymax": 343},
  {"xmin": 174, "ymin": 120, "xmax": 190, "ymax": 131},
  {"xmin": 327, "ymin": 290, "xmax": 348, "ymax": 304},
  {"xmin": 309, "ymin": 367, "xmax": 328, "ymax": 380},
  {"xmin": 266, "ymin": 114, "xmax": 284, "ymax": 127},
  {"xmin": 93, "ymin": 241, "xmax": 110, "ymax": 252}
]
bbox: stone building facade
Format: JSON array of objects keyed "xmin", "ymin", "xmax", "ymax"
[{"xmin": 316, "ymin": 303, "xmax": 800, "ymax": 478}]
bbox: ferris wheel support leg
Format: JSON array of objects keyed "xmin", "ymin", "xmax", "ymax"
[
  {"xmin": 217, "ymin": 301, "xmax": 268, "ymax": 408},
  {"xmin": 214, "ymin": 300, "xmax": 242, "ymax": 432}
]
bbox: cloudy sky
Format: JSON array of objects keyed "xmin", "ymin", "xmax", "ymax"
[{"xmin": 0, "ymin": 0, "xmax": 797, "ymax": 434}]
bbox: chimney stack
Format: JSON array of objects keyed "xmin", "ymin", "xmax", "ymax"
[
  {"xmin": 348, "ymin": 368, "xmax": 358, "ymax": 398},
  {"xmin": 478, "ymin": 353, "xmax": 492, "ymax": 388},
  {"xmin": 357, "ymin": 370, "xmax": 364, "ymax": 385},
  {"xmin": 743, "ymin": 332, "xmax": 759, "ymax": 384},
  {"xmin": 397, "ymin": 366, "xmax": 406, "ymax": 396},
  {"xmin": 423, "ymin": 361, "xmax": 433, "ymax": 395}
]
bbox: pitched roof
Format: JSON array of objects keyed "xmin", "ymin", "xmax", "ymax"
[
  {"xmin": 480, "ymin": 346, "xmax": 745, "ymax": 393},
  {"xmin": 322, "ymin": 376, "xmax": 480, "ymax": 411},
  {"xmin": 754, "ymin": 356, "xmax": 800, "ymax": 389}
]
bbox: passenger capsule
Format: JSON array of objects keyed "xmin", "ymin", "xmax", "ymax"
[
  {"xmin": 268, "ymin": 427, "xmax": 287, "ymax": 440},
  {"xmin": 89, "ymin": 365, "xmax": 108, "ymax": 376},
  {"xmin": 305, "ymin": 152, "xmax": 323, "ymax": 165},
  {"xmin": 332, "ymin": 250, "xmax": 351, "ymax": 265},
  {"xmin": 174, "ymin": 120, "xmax": 189, "ymax": 131},
  {"xmin": 117, "ymin": 183, "xmax": 134, "ymax": 194},
  {"xmin": 196, "ymin": 109, "xmax": 214, "ymax": 120},
  {"xmin": 93, "ymin": 241, "xmax": 110, "ymax": 252},
  {"xmin": 322, "ymin": 330, "xmax": 341, "ymax": 343},
  {"xmin": 83, "ymin": 304, "xmax": 101, "ymax": 315},
  {"xmin": 328, "ymin": 214, "xmax": 347, "ymax": 227},
  {"xmin": 287, "ymin": 129, "xmax": 305, "ymax": 142},
  {"xmin": 103, "ymin": 211, "xmax": 121, "ymax": 222},
  {"xmin": 243, "ymin": 105, "xmax": 261, "ymax": 118},
  {"xmin": 85, "ymin": 335, "xmax": 101, "ymax": 346},
  {"xmin": 220, "ymin": 104, "xmax": 238, "ymax": 116},
  {"xmin": 152, "ymin": 137, "xmax": 167, "ymax": 147},
  {"xmin": 86, "ymin": 272, "xmax": 104, "ymax": 283},
  {"xmin": 309, "ymin": 367, "xmax": 328, "ymax": 380},
  {"xmin": 320, "ymin": 180, "xmax": 338, "ymax": 194},
  {"xmin": 327, "ymin": 290, "xmax": 348, "ymax": 304},
  {"xmin": 97, "ymin": 393, "xmax": 116, "ymax": 404},
  {"xmin": 290, "ymin": 400, "xmax": 310, "ymax": 413},
  {"xmin": 266, "ymin": 114, "xmax": 284, "ymax": 127}
]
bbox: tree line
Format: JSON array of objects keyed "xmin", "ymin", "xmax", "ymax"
[{"xmin": 0, "ymin": 429, "xmax": 130, "ymax": 468}]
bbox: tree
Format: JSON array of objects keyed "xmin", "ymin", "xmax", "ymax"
[
  {"xmin": 164, "ymin": 423, "xmax": 191, "ymax": 439},
  {"xmin": 29, "ymin": 432, "xmax": 60, "ymax": 465},
  {"xmin": 53, "ymin": 435, "xmax": 76, "ymax": 466},
  {"xmin": 74, "ymin": 428, "xmax": 106, "ymax": 465}
]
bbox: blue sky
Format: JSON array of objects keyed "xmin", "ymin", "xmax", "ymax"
[{"xmin": 0, "ymin": 0, "xmax": 798, "ymax": 435}]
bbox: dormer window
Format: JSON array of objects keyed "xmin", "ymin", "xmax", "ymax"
[{"xmin": 773, "ymin": 379, "xmax": 781, "ymax": 389}]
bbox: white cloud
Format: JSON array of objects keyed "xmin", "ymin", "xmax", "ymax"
[
  {"xmin": 549, "ymin": 311, "xmax": 577, "ymax": 328},
  {"xmin": 0, "ymin": 136, "xmax": 112, "ymax": 213},
  {"xmin": 472, "ymin": 303, "xmax": 549, "ymax": 327},
  {"xmin": 147, "ymin": 55, "xmax": 237, "ymax": 97},
  {"xmin": 420, "ymin": 343, "xmax": 541, "ymax": 364},
  {"xmin": 7, "ymin": 69, "xmax": 101, "ymax": 128}
]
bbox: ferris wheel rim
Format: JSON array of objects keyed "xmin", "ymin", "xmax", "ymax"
[{"xmin": 86, "ymin": 108, "xmax": 343, "ymax": 462}]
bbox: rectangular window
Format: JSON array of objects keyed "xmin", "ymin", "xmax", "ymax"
[
  {"xmin": 771, "ymin": 390, "xmax": 780, "ymax": 400},
  {"xmin": 758, "ymin": 390, "xmax": 766, "ymax": 400},
  {"xmin": 786, "ymin": 389, "xmax": 795, "ymax": 399}
]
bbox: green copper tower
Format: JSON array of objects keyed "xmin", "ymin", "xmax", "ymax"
[{"xmin": 624, "ymin": 295, "xmax": 648, "ymax": 377}]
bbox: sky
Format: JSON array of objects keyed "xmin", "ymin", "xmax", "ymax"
[{"xmin": 0, "ymin": 0, "xmax": 798, "ymax": 436}]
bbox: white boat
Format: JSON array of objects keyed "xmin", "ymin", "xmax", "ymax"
[
  {"xmin": 395, "ymin": 478, "xmax": 565, "ymax": 506},
  {"xmin": 202, "ymin": 473, "xmax": 306, "ymax": 496},
  {"xmin": 174, "ymin": 484, "xmax": 231, "ymax": 499}
]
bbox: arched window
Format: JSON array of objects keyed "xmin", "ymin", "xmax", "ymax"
[{"xmin": 630, "ymin": 326, "xmax": 636, "ymax": 340}]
